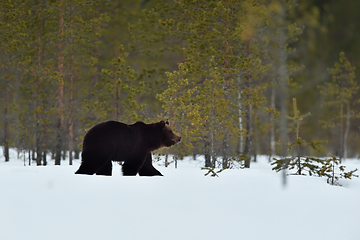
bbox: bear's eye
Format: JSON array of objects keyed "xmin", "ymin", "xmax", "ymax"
[{"xmin": 164, "ymin": 128, "xmax": 172, "ymax": 134}]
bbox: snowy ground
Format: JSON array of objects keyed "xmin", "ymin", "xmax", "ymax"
[{"xmin": 1, "ymin": 148, "xmax": 360, "ymax": 240}]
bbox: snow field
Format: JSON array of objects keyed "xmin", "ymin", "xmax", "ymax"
[{"xmin": 1, "ymin": 148, "xmax": 360, "ymax": 240}]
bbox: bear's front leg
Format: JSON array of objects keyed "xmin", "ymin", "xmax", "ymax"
[{"xmin": 138, "ymin": 153, "xmax": 163, "ymax": 176}]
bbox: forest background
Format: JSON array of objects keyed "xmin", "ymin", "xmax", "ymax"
[{"xmin": 1, "ymin": 0, "xmax": 360, "ymax": 168}]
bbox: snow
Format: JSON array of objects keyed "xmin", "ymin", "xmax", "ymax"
[{"xmin": 1, "ymin": 149, "xmax": 360, "ymax": 240}]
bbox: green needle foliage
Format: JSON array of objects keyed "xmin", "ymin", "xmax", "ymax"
[
  {"xmin": 319, "ymin": 155, "xmax": 359, "ymax": 186},
  {"xmin": 272, "ymin": 98, "xmax": 327, "ymax": 176},
  {"xmin": 156, "ymin": 62, "xmax": 203, "ymax": 156},
  {"xmin": 272, "ymin": 98, "xmax": 358, "ymax": 186},
  {"xmin": 82, "ymin": 45, "xmax": 144, "ymax": 128},
  {"xmin": 201, "ymin": 167, "xmax": 225, "ymax": 177},
  {"xmin": 155, "ymin": 0, "xmax": 275, "ymax": 166},
  {"xmin": 0, "ymin": 0, "xmax": 29, "ymax": 161},
  {"xmin": 3, "ymin": 0, "xmax": 360, "ymax": 165},
  {"xmin": 319, "ymin": 52, "xmax": 358, "ymax": 158}
]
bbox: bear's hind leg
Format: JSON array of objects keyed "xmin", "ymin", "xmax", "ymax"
[
  {"xmin": 138, "ymin": 153, "xmax": 163, "ymax": 176},
  {"xmin": 96, "ymin": 160, "xmax": 113, "ymax": 176},
  {"xmin": 75, "ymin": 161, "xmax": 96, "ymax": 175},
  {"xmin": 75, "ymin": 152, "xmax": 109, "ymax": 175}
]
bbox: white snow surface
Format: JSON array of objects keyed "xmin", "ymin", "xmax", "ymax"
[{"xmin": 1, "ymin": 149, "xmax": 360, "ymax": 240}]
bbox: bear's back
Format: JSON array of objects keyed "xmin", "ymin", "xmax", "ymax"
[
  {"xmin": 83, "ymin": 121, "xmax": 136, "ymax": 149},
  {"xmin": 85, "ymin": 120, "xmax": 129, "ymax": 137}
]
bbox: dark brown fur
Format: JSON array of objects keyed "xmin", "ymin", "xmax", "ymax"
[{"xmin": 75, "ymin": 120, "xmax": 181, "ymax": 176}]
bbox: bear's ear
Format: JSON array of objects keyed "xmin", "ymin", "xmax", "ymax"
[
  {"xmin": 159, "ymin": 120, "xmax": 166, "ymax": 127},
  {"xmin": 165, "ymin": 120, "xmax": 169, "ymax": 125}
]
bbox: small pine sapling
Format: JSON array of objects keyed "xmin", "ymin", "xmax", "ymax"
[
  {"xmin": 201, "ymin": 167, "xmax": 225, "ymax": 177},
  {"xmin": 228, "ymin": 154, "xmax": 251, "ymax": 169},
  {"xmin": 202, "ymin": 154, "xmax": 250, "ymax": 177},
  {"xmin": 272, "ymin": 98, "xmax": 326, "ymax": 176},
  {"xmin": 319, "ymin": 155, "xmax": 359, "ymax": 186}
]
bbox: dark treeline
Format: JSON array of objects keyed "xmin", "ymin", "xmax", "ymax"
[{"xmin": 1, "ymin": 0, "xmax": 360, "ymax": 167}]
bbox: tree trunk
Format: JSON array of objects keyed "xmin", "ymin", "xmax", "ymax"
[
  {"xmin": 204, "ymin": 138, "xmax": 211, "ymax": 168},
  {"xmin": 69, "ymin": 0, "xmax": 74, "ymax": 165},
  {"xmin": 210, "ymin": 111, "xmax": 216, "ymax": 168},
  {"xmin": 165, "ymin": 148, "xmax": 169, "ymax": 167},
  {"xmin": 32, "ymin": 149, "xmax": 36, "ymax": 160},
  {"xmin": 343, "ymin": 102, "xmax": 350, "ymax": 159},
  {"xmin": 42, "ymin": 149, "xmax": 47, "ymax": 166},
  {"xmin": 339, "ymin": 94, "xmax": 344, "ymax": 160},
  {"xmin": 74, "ymin": 148, "xmax": 80, "ymax": 159},
  {"xmin": 3, "ymin": 79, "xmax": 10, "ymax": 162},
  {"xmin": 55, "ymin": 1, "xmax": 64, "ymax": 165},
  {"xmin": 278, "ymin": 3, "xmax": 288, "ymax": 185},
  {"xmin": 36, "ymin": 121, "xmax": 42, "ymax": 166},
  {"xmin": 115, "ymin": 88, "xmax": 120, "ymax": 120},
  {"xmin": 253, "ymin": 114, "xmax": 260, "ymax": 163},
  {"xmin": 244, "ymin": 106, "xmax": 252, "ymax": 168},
  {"xmin": 270, "ymin": 87, "xmax": 276, "ymax": 157},
  {"xmin": 222, "ymin": 132, "xmax": 228, "ymax": 169},
  {"xmin": 210, "ymin": 130, "xmax": 216, "ymax": 168},
  {"xmin": 42, "ymin": 122, "xmax": 47, "ymax": 166},
  {"xmin": 55, "ymin": 119, "xmax": 62, "ymax": 165},
  {"xmin": 238, "ymin": 88, "xmax": 243, "ymax": 154},
  {"xmin": 222, "ymin": 3, "xmax": 229, "ymax": 169},
  {"xmin": 244, "ymin": 74, "xmax": 252, "ymax": 168},
  {"xmin": 35, "ymin": 6, "xmax": 42, "ymax": 166},
  {"xmin": 28, "ymin": 149, "xmax": 31, "ymax": 166}
]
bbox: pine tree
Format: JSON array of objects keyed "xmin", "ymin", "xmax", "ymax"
[
  {"xmin": 26, "ymin": 0, "xmax": 58, "ymax": 165},
  {"xmin": 319, "ymin": 155, "xmax": 358, "ymax": 186},
  {"xmin": 154, "ymin": 0, "xmax": 273, "ymax": 168},
  {"xmin": 82, "ymin": 45, "xmax": 144, "ymax": 130},
  {"xmin": 272, "ymin": 98, "xmax": 326, "ymax": 176},
  {"xmin": 9, "ymin": 0, "xmax": 107, "ymax": 165},
  {"xmin": 128, "ymin": 0, "xmax": 182, "ymax": 121},
  {"xmin": 0, "ymin": 0, "xmax": 28, "ymax": 162},
  {"xmin": 62, "ymin": 0, "xmax": 107, "ymax": 164},
  {"xmin": 319, "ymin": 52, "xmax": 358, "ymax": 159}
]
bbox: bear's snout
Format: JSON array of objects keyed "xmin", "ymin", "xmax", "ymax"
[
  {"xmin": 167, "ymin": 135, "xmax": 181, "ymax": 147},
  {"xmin": 174, "ymin": 136, "xmax": 181, "ymax": 143}
]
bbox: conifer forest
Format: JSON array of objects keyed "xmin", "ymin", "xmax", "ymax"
[{"xmin": 1, "ymin": 0, "xmax": 360, "ymax": 168}]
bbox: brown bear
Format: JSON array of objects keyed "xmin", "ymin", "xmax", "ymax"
[{"xmin": 75, "ymin": 120, "xmax": 181, "ymax": 176}]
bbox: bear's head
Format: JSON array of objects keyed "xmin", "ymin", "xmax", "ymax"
[{"xmin": 158, "ymin": 120, "xmax": 181, "ymax": 147}]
